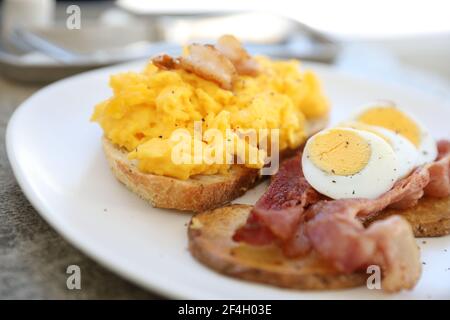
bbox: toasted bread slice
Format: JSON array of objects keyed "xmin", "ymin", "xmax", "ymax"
[
  {"xmin": 103, "ymin": 137, "xmax": 260, "ymax": 212},
  {"xmin": 102, "ymin": 117, "xmax": 328, "ymax": 213},
  {"xmin": 188, "ymin": 204, "xmax": 366, "ymax": 290},
  {"xmin": 366, "ymin": 196, "xmax": 450, "ymax": 237}
]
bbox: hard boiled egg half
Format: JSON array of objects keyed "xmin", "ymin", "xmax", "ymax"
[
  {"xmin": 337, "ymin": 121, "xmax": 418, "ymax": 179},
  {"xmin": 352, "ymin": 101, "xmax": 437, "ymax": 166},
  {"xmin": 302, "ymin": 127, "xmax": 400, "ymax": 200}
]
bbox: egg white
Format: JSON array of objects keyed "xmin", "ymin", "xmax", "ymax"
[
  {"xmin": 337, "ymin": 122, "xmax": 419, "ymax": 179},
  {"xmin": 302, "ymin": 128, "xmax": 400, "ymax": 200},
  {"xmin": 416, "ymin": 129, "xmax": 438, "ymax": 166},
  {"xmin": 372, "ymin": 126, "xmax": 419, "ymax": 178}
]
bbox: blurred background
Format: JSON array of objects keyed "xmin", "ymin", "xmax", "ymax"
[
  {"xmin": 0, "ymin": 0, "xmax": 449, "ymax": 99},
  {"xmin": 0, "ymin": 0, "xmax": 449, "ymax": 299}
]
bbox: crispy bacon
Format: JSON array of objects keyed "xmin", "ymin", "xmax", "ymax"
[
  {"xmin": 216, "ymin": 35, "xmax": 260, "ymax": 76},
  {"xmin": 233, "ymin": 154, "xmax": 323, "ymax": 245},
  {"xmin": 424, "ymin": 140, "xmax": 450, "ymax": 197},
  {"xmin": 234, "ymin": 155, "xmax": 430, "ymax": 252},
  {"xmin": 152, "ymin": 44, "xmax": 237, "ymax": 90},
  {"xmin": 365, "ymin": 217, "xmax": 421, "ymax": 292},
  {"xmin": 152, "ymin": 54, "xmax": 179, "ymax": 70},
  {"xmin": 179, "ymin": 44, "xmax": 237, "ymax": 90},
  {"xmin": 307, "ymin": 212, "xmax": 420, "ymax": 292},
  {"xmin": 152, "ymin": 36, "xmax": 259, "ymax": 90},
  {"xmin": 302, "ymin": 171, "xmax": 428, "ymax": 291},
  {"xmin": 233, "ymin": 140, "xmax": 450, "ymax": 291}
]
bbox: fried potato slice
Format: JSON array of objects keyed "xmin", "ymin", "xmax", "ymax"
[{"xmin": 188, "ymin": 204, "xmax": 367, "ymax": 290}]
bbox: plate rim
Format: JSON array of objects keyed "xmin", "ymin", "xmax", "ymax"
[{"xmin": 6, "ymin": 59, "xmax": 450, "ymax": 299}]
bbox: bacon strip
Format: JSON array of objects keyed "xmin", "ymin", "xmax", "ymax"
[
  {"xmin": 152, "ymin": 36, "xmax": 259, "ymax": 90},
  {"xmin": 233, "ymin": 154, "xmax": 323, "ymax": 246},
  {"xmin": 216, "ymin": 35, "xmax": 260, "ymax": 76},
  {"xmin": 306, "ymin": 212, "xmax": 420, "ymax": 292},
  {"xmin": 152, "ymin": 54, "xmax": 179, "ymax": 70},
  {"xmin": 302, "ymin": 169, "xmax": 428, "ymax": 291},
  {"xmin": 152, "ymin": 45, "xmax": 237, "ymax": 90},
  {"xmin": 424, "ymin": 140, "xmax": 450, "ymax": 197},
  {"xmin": 179, "ymin": 44, "xmax": 237, "ymax": 90},
  {"xmin": 233, "ymin": 139, "xmax": 450, "ymax": 291}
]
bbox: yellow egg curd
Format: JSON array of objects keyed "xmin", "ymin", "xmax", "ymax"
[{"xmin": 91, "ymin": 56, "xmax": 329, "ymax": 179}]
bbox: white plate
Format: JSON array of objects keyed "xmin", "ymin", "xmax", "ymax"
[{"xmin": 6, "ymin": 60, "xmax": 450, "ymax": 299}]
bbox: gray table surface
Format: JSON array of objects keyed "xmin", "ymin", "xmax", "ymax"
[{"xmin": 0, "ymin": 76, "xmax": 160, "ymax": 299}]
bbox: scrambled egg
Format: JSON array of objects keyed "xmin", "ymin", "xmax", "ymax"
[{"xmin": 91, "ymin": 56, "xmax": 329, "ymax": 179}]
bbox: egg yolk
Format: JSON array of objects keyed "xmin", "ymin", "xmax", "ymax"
[
  {"xmin": 338, "ymin": 121, "xmax": 391, "ymax": 144},
  {"xmin": 308, "ymin": 129, "xmax": 371, "ymax": 175},
  {"xmin": 356, "ymin": 106, "xmax": 420, "ymax": 147}
]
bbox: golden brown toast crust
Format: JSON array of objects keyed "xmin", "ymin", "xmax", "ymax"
[
  {"xmin": 188, "ymin": 204, "xmax": 366, "ymax": 290},
  {"xmin": 103, "ymin": 137, "xmax": 261, "ymax": 213},
  {"xmin": 366, "ymin": 196, "xmax": 450, "ymax": 237}
]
